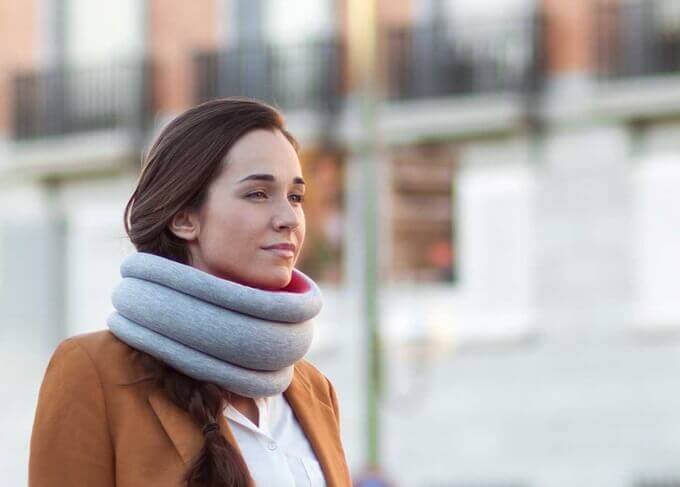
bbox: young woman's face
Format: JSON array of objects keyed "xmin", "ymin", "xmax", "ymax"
[{"xmin": 180, "ymin": 128, "xmax": 306, "ymax": 290}]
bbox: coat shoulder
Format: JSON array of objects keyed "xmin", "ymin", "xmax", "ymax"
[{"xmin": 56, "ymin": 330, "xmax": 152, "ymax": 386}]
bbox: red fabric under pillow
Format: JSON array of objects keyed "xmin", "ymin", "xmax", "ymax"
[{"xmin": 279, "ymin": 269, "xmax": 311, "ymax": 293}]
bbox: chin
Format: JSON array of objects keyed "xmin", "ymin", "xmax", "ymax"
[{"xmin": 248, "ymin": 267, "xmax": 292, "ymax": 290}]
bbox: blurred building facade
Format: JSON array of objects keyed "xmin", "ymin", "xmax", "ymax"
[{"xmin": 3, "ymin": 0, "xmax": 680, "ymax": 486}]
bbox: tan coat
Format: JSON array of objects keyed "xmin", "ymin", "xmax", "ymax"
[{"xmin": 29, "ymin": 330, "xmax": 352, "ymax": 486}]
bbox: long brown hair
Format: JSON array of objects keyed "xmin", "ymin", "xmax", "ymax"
[{"xmin": 124, "ymin": 98, "xmax": 299, "ymax": 487}]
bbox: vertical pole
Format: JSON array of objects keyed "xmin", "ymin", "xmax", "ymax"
[{"xmin": 347, "ymin": 0, "xmax": 382, "ymax": 469}]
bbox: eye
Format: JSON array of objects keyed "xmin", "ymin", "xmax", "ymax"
[
  {"xmin": 289, "ymin": 194, "xmax": 305, "ymax": 204},
  {"xmin": 247, "ymin": 191, "xmax": 267, "ymax": 200}
]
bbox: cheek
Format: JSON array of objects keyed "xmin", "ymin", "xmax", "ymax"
[
  {"xmin": 202, "ymin": 202, "xmax": 262, "ymax": 251},
  {"xmin": 298, "ymin": 212, "xmax": 306, "ymax": 243},
  {"xmin": 295, "ymin": 213, "xmax": 306, "ymax": 266}
]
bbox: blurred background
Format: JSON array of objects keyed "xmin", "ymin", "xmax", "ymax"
[{"xmin": 2, "ymin": 0, "xmax": 680, "ymax": 485}]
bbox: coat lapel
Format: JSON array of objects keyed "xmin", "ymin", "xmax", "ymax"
[
  {"xmin": 148, "ymin": 388, "xmax": 242, "ymax": 466},
  {"xmin": 284, "ymin": 364, "xmax": 347, "ymax": 487},
  {"xmin": 148, "ymin": 366, "xmax": 346, "ymax": 486}
]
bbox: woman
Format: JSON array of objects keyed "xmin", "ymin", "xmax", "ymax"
[{"xmin": 29, "ymin": 98, "xmax": 352, "ymax": 486}]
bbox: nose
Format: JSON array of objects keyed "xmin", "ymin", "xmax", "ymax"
[{"xmin": 271, "ymin": 199, "xmax": 301, "ymax": 231}]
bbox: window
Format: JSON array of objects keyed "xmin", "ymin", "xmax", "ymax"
[{"xmin": 388, "ymin": 143, "xmax": 457, "ymax": 283}]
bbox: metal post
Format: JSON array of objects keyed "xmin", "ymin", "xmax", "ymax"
[{"xmin": 347, "ymin": 0, "xmax": 382, "ymax": 470}]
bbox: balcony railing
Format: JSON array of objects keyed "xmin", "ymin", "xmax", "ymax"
[
  {"xmin": 12, "ymin": 61, "xmax": 153, "ymax": 140},
  {"xmin": 384, "ymin": 15, "xmax": 543, "ymax": 100},
  {"xmin": 194, "ymin": 40, "xmax": 343, "ymax": 113},
  {"xmin": 596, "ymin": 0, "xmax": 680, "ymax": 79}
]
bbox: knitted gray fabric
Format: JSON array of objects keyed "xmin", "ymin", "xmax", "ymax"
[{"xmin": 107, "ymin": 252, "xmax": 322, "ymax": 398}]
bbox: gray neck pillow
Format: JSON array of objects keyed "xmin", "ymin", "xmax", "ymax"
[{"xmin": 107, "ymin": 252, "xmax": 322, "ymax": 398}]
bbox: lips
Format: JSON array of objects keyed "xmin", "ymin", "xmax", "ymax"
[
  {"xmin": 265, "ymin": 248, "xmax": 295, "ymax": 259},
  {"xmin": 262, "ymin": 243, "xmax": 296, "ymax": 259}
]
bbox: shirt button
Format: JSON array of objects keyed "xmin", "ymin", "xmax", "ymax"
[{"xmin": 268, "ymin": 441, "xmax": 277, "ymax": 451}]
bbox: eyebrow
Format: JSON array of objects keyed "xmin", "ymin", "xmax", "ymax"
[{"xmin": 237, "ymin": 174, "xmax": 305, "ymax": 185}]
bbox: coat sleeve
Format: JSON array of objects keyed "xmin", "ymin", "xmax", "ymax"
[{"xmin": 29, "ymin": 338, "xmax": 115, "ymax": 487}]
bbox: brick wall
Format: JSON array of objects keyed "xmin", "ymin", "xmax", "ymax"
[
  {"xmin": 542, "ymin": 0, "xmax": 609, "ymax": 76},
  {"xmin": 0, "ymin": 0, "xmax": 37, "ymax": 135},
  {"xmin": 149, "ymin": 0, "xmax": 219, "ymax": 114}
]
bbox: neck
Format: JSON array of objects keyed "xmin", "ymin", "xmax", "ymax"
[{"xmin": 224, "ymin": 391, "xmax": 260, "ymax": 427}]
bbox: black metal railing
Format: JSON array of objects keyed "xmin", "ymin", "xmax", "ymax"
[
  {"xmin": 12, "ymin": 61, "xmax": 153, "ymax": 140},
  {"xmin": 194, "ymin": 40, "xmax": 343, "ymax": 112},
  {"xmin": 596, "ymin": 0, "xmax": 680, "ymax": 79},
  {"xmin": 383, "ymin": 15, "xmax": 543, "ymax": 100}
]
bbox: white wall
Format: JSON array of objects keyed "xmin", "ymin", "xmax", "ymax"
[
  {"xmin": 59, "ymin": 173, "xmax": 137, "ymax": 335},
  {"xmin": 632, "ymin": 154, "xmax": 680, "ymax": 329},
  {"xmin": 65, "ymin": 0, "xmax": 144, "ymax": 65},
  {"xmin": 456, "ymin": 137, "xmax": 537, "ymax": 342},
  {"xmin": 536, "ymin": 125, "xmax": 633, "ymax": 331},
  {"xmin": 264, "ymin": 0, "xmax": 334, "ymax": 44},
  {"xmin": 415, "ymin": 0, "xmax": 535, "ymax": 24},
  {"xmin": 0, "ymin": 180, "xmax": 64, "ymax": 486},
  {"xmin": 632, "ymin": 121, "xmax": 680, "ymax": 330}
]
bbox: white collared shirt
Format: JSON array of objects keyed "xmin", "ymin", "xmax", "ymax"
[{"xmin": 224, "ymin": 393, "xmax": 327, "ymax": 486}]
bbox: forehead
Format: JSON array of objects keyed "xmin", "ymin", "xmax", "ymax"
[{"xmin": 222, "ymin": 128, "xmax": 301, "ymax": 180}]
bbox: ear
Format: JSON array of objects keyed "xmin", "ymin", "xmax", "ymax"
[{"xmin": 168, "ymin": 208, "xmax": 200, "ymax": 241}]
